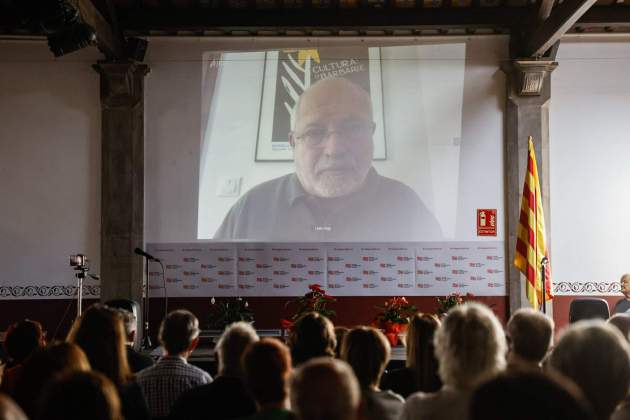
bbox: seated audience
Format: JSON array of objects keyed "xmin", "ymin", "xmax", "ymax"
[
  {"xmin": 37, "ymin": 371, "xmax": 122, "ymax": 420},
  {"xmin": 12, "ymin": 342, "xmax": 90, "ymax": 418},
  {"xmin": 1, "ymin": 319, "xmax": 45, "ymax": 394},
  {"xmin": 506, "ymin": 308, "xmax": 554, "ymax": 371},
  {"xmin": 241, "ymin": 338, "xmax": 296, "ymax": 420},
  {"xmin": 68, "ymin": 304, "xmax": 150, "ymax": 420},
  {"xmin": 549, "ymin": 320, "xmax": 630, "ymax": 420},
  {"xmin": 291, "ymin": 357, "xmax": 360, "ymax": 420},
  {"xmin": 169, "ymin": 322, "xmax": 258, "ymax": 420},
  {"xmin": 608, "ymin": 314, "xmax": 630, "ymax": 342},
  {"xmin": 334, "ymin": 327, "xmax": 349, "ymax": 359},
  {"xmin": 400, "ymin": 302, "xmax": 507, "ymax": 420},
  {"xmin": 116, "ymin": 308, "xmax": 154, "ymax": 373},
  {"xmin": 341, "ymin": 326, "xmax": 403, "ymax": 420},
  {"xmin": 289, "ymin": 312, "xmax": 336, "ymax": 366},
  {"xmin": 470, "ymin": 370, "xmax": 595, "ymax": 420},
  {"xmin": 136, "ymin": 309, "xmax": 211, "ymax": 419},
  {"xmin": 380, "ymin": 313, "xmax": 441, "ymax": 397},
  {"xmin": 0, "ymin": 393, "xmax": 27, "ymax": 420}
]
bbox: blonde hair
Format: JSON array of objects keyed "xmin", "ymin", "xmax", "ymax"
[{"xmin": 435, "ymin": 302, "xmax": 506, "ymax": 389}]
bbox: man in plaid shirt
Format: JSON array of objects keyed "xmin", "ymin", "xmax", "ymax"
[{"xmin": 136, "ymin": 310, "xmax": 212, "ymax": 419}]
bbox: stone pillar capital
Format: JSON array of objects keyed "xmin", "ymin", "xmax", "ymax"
[
  {"xmin": 501, "ymin": 59, "xmax": 557, "ymax": 98},
  {"xmin": 93, "ymin": 61, "xmax": 150, "ymax": 108}
]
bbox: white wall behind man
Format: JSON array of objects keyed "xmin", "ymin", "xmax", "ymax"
[
  {"xmin": 550, "ymin": 36, "xmax": 630, "ymax": 294},
  {"xmin": 0, "ymin": 41, "xmax": 101, "ymax": 298}
]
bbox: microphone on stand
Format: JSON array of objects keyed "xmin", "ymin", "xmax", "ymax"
[{"xmin": 134, "ymin": 247, "xmax": 161, "ymax": 262}]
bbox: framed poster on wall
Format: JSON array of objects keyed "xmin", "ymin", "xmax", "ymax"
[{"xmin": 255, "ymin": 47, "xmax": 387, "ymax": 161}]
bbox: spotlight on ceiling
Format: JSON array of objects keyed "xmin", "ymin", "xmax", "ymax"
[{"xmin": 47, "ymin": 22, "xmax": 96, "ymax": 57}]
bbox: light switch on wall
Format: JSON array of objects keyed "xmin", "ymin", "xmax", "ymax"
[{"xmin": 217, "ymin": 176, "xmax": 242, "ymax": 197}]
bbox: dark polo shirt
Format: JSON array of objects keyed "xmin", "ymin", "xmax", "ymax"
[{"xmin": 214, "ymin": 168, "xmax": 442, "ymax": 241}]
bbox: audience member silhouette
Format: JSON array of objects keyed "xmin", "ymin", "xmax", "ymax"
[
  {"xmin": 549, "ymin": 320, "xmax": 630, "ymax": 420},
  {"xmin": 608, "ymin": 314, "xmax": 630, "ymax": 342},
  {"xmin": 506, "ymin": 308, "xmax": 554, "ymax": 371},
  {"xmin": 0, "ymin": 319, "xmax": 45, "ymax": 395},
  {"xmin": 291, "ymin": 358, "xmax": 360, "ymax": 420},
  {"xmin": 470, "ymin": 370, "xmax": 595, "ymax": 420},
  {"xmin": 12, "ymin": 342, "xmax": 90, "ymax": 418},
  {"xmin": 380, "ymin": 313, "xmax": 441, "ymax": 397},
  {"xmin": 135, "ymin": 309, "xmax": 211, "ymax": 419},
  {"xmin": 242, "ymin": 338, "xmax": 296, "ymax": 420},
  {"xmin": 68, "ymin": 304, "xmax": 150, "ymax": 420},
  {"xmin": 400, "ymin": 302, "xmax": 506, "ymax": 420},
  {"xmin": 289, "ymin": 312, "xmax": 336, "ymax": 366},
  {"xmin": 342, "ymin": 326, "xmax": 403, "ymax": 420},
  {"xmin": 169, "ymin": 322, "xmax": 258, "ymax": 420},
  {"xmin": 37, "ymin": 371, "xmax": 122, "ymax": 420}
]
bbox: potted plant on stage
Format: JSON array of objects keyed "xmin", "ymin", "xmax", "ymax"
[
  {"xmin": 436, "ymin": 292, "xmax": 474, "ymax": 318},
  {"xmin": 209, "ymin": 296, "xmax": 255, "ymax": 330},
  {"xmin": 281, "ymin": 284, "xmax": 336, "ymax": 331},
  {"xmin": 372, "ymin": 296, "xmax": 417, "ymax": 346}
]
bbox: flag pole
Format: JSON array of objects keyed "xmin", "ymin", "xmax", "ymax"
[{"xmin": 541, "ymin": 256, "xmax": 548, "ymax": 314}]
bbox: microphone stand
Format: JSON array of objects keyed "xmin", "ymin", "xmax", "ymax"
[{"xmin": 142, "ymin": 256, "xmax": 152, "ymax": 349}]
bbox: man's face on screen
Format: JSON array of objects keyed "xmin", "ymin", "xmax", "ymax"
[{"xmin": 290, "ymin": 79, "xmax": 375, "ymax": 198}]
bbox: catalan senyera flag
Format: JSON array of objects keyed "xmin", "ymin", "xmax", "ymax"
[{"xmin": 514, "ymin": 137, "xmax": 553, "ymax": 309}]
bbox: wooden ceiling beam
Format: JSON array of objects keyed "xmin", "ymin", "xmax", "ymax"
[
  {"xmin": 523, "ymin": 0, "xmax": 597, "ymax": 57},
  {"xmin": 71, "ymin": 0, "xmax": 125, "ymax": 59}
]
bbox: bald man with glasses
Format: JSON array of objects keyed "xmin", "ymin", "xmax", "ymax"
[{"xmin": 214, "ymin": 77, "xmax": 441, "ymax": 241}]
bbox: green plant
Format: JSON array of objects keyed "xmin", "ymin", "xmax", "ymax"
[{"xmin": 209, "ymin": 297, "xmax": 255, "ymax": 329}]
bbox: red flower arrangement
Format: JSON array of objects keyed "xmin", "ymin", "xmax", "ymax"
[
  {"xmin": 281, "ymin": 284, "xmax": 336, "ymax": 330},
  {"xmin": 372, "ymin": 297, "xmax": 417, "ymax": 346}
]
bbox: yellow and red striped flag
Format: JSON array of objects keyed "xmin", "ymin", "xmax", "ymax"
[{"xmin": 514, "ymin": 137, "xmax": 553, "ymax": 309}]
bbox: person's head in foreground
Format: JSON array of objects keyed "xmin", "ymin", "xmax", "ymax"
[
  {"xmin": 243, "ymin": 338, "xmax": 292, "ymax": 411},
  {"xmin": 405, "ymin": 313, "xmax": 442, "ymax": 392},
  {"xmin": 506, "ymin": 308, "xmax": 554, "ymax": 369},
  {"xmin": 341, "ymin": 326, "xmax": 389, "ymax": 390},
  {"xmin": 159, "ymin": 309, "xmax": 201, "ymax": 358},
  {"xmin": 608, "ymin": 314, "xmax": 630, "ymax": 342},
  {"xmin": 38, "ymin": 371, "xmax": 122, "ymax": 420},
  {"xmin": 470, "ymin": 370, "xmax": 595, "ymax": 420},
  {"xmin": 289, "ymin": 312, "xmax": 336, "ymax": 366},
  {"xmin": 0, "ymin": 394, "xmax": 27, "ymax": 420},
  {"xmin": 435, "ymin": 302, "xmax": 507, "ymax": 390},
  {"xmin": 216, "ymin": 321, "xmax": 259, "ymax": 378},
  {"xmin": 12, "ymin": 342, "xmax": 90, "ymax": 419},
  {"xmin": 548, "ymin": 320, "xmax": 630, "ymax": 420},
  {"xmin": 67, "ymin": 304, "xmax": 131, "ymax": 386},
  {"xmin": 289, "ymin": 78, "xmax": 375, "ymax": 199},
  {"xmin": 3, "ymin": 319, "xmax": 45, "ymax": 365},
  {"xmin": 290, "ymin": 357, "xmax": 360, "ymax": 420}
]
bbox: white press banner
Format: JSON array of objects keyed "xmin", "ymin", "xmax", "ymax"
[{"xmin": 146, "ymin": 241, "xmax": 506, "ymax": 297}]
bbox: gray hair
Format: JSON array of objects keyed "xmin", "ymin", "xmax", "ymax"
[
  {"xmin": 435, "ymin": 302, "xmax": 507, "ymax": 390},
  {"xmin": 215, "ymin": 322, "xmax": 259, "ymax": 377},
  {"xmin": 549, "ymin": 320, "xmax": 630, "ymax": 420},
  {"xmin": 290, "ymin": 357, "xmax": 360, "ymax": 420},
  {"xmin": 507, "ymin": 308, "xmax": 554, "ymax": 363},
  {"xmin": 158, "ymin": 310, "xmax": 200, "ymax": 355}
]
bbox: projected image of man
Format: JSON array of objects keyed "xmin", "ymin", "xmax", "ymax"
[{"xmin": 214, "ymin": 78, "xmax": 442, "ymax": 241}]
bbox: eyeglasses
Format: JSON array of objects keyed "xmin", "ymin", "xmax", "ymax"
[{"xmin": 293, "ymin": 121, "xmax": 376, "ymax": 148}]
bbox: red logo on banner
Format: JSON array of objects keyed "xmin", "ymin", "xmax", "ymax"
[{"xmin": 477, "ymin": 209, "xmax": 497, "ymax": 236}]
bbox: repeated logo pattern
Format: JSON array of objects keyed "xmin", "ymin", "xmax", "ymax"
[{"xmin": 145, "ymin": 242, "xmax": 507, "ymax": 297}]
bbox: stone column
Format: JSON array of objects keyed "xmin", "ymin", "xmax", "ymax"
[
  {"xmin": 93, "ymin": 61, "xmax": 150, "ymax": 305},
  {"xmin": 502, "ymin": 60, "xmax": 557, "ymax": 316}
]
